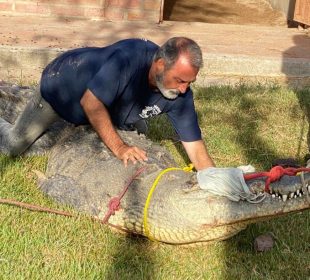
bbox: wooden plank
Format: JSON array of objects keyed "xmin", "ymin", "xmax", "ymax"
[{"xmin": 294, "ymin": 0, "xmax": 310, "ymax": 25}]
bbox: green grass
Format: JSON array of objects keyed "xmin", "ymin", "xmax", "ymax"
[{"xmin": 0, "ymin": 83, "xmax": 310, "ymax": 279}]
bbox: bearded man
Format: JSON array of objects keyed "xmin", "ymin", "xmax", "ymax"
[{"xmin": 0, "ymin": 37, "xmax": 215, "ymax": 170}]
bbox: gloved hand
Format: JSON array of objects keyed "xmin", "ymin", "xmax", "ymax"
[{"xmin": 197, "ymin": 167, "xmax": 264, "ymax": 202}]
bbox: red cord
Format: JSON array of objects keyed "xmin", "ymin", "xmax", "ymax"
[
  {"xmin": 102, "ymin": 166, "xmax": 146, "ymax": 224},
  {"xmin": 243, "ymin": 165, "xmax": 310, "ymax": 192}
]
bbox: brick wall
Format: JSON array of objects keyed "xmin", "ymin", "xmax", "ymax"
[{"xmin": 0, "ymin": 0, "xmax": 163, "ymax": 22}]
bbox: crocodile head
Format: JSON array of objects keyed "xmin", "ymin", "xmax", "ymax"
[{"xmin": 127, "ymin": 168, "xmax": 310, "ymax": 245}]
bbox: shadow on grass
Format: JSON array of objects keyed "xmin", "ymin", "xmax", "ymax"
[
  {"xmin": 190, "ymin": 83, "xmax": 309, "ymax": 278},
  {"xmin": 0, "ymin": 155, "xmax": 19, "ymax": 177},
  {"xmin": 294, "ymin": 86, "xmax": 310, "ymax": 160},
  {"xmin": 221, "ymin": 210, "xmax": 310, "ymax": 279},
  {"xmin": 161, "ymin": 84, "xmax": 277, "ymax": 168},
  {"xmin": 224, "ymin": 85, "xmax": 284, "ymax": 169},
  {"xmin": 282, "ymin": 34, "xmax": 310, "ymax": 160},
  {"xmin": 104, "ymin": 234, "xmax": 156, "ymax": 279},
  {"xmin": 148, "ymin": 83, "xmax": 309, "ymax": 169},
  {"xmin": 194, "ymin": 83, "xmax": 310, "ymax": 167}
]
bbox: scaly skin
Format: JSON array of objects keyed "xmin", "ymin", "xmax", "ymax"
[
  {"xmin": 1, "ymin": 83, "xmax": 310, "ymax": 245},
  {"xmin": 37, "ymin": 126, "xmax": 310, "ymax": 244}
]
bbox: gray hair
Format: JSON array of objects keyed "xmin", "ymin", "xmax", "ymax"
[{"xmin": 153, "ymin": 37, "xmax": 203, "ymax": 70}]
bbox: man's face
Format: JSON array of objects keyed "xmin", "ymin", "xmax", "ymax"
[{"xmin": 155, "ymin": 55, "xmax": 198, "ymax": 100}]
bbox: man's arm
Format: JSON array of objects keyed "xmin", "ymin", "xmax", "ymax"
[
  {"xmin": 182, "ymin": 140, "xmax": 215, "ymax": 170},
  {"xmin": 80, "ymin": 89, "xmax": 148, "ymax": 166}
]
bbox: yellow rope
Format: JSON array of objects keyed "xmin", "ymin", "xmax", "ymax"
[{"xmin": 143, "ymin": 164, "xmax": 194, "ymax": 241}]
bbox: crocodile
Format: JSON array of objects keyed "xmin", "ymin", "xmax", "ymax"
[{"xmin": 1, "ymin": 83, "xmax": 310, "ymax": 245}]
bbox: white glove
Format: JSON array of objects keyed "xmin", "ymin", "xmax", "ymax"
[{"xmin": 197, "ymin": 167, "xmax": 264, "ymax": 203}]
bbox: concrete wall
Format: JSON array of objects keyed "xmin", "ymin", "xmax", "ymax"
[
  {"xmin": 267, "ymin": 0, "xmax": 296, "ymax": 20},
  {"xmin": 0, "ymin": 0, "xmax": 163, "ymax": 22}
]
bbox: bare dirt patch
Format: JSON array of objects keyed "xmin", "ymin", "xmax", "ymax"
[{"xmin": 163, "ymin": 0, "xmax": 287, "ymax": 26}]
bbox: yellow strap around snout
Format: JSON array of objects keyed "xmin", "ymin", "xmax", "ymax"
[{"xmin": 143, "ymin": 164, "xmax": 194, "ymax": 241}]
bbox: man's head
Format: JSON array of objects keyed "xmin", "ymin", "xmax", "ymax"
[{"xmin": 150, "ymin": 37, "xmax": 203, "ymax": 99}]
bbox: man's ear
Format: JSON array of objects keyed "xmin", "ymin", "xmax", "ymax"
[{"xmin": 155, "ymin": 58, "xmax": 165, "ymax": 72}]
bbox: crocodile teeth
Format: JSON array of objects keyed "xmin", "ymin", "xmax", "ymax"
[
  {"xmin": 282, "ymin": 195, "xmax": 287, "ymax": 202},
  {"xmin": 272, "ymin": 194, "xmax": 276, "ymax": 198},
  {"xmin": 290, "ymin": 193, "xmax": 294, "ymax": 199},
  {"xmin": 296, "ymin": 189, "xmax": 300, "ymax": 195}
]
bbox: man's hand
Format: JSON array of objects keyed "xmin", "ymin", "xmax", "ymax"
[
  {"xmin": 81, "ymin": 89, "xmax": 147, "ymax": 167},
  {"xmin": 115, "ymin": 144, "xmax": 148, "ymax": 167}
]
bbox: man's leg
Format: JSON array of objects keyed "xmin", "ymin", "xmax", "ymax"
[{"xmin": 0, "ymin": 89, "xmax": 60, "ymax": 156}]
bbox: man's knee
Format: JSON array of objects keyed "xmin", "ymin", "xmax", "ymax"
[{"xmin": 0, "ymin": 117, "xmax": 34, "ymax": 156}]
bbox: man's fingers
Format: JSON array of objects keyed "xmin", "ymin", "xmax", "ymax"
[
  {"xmin": 118, "ymin": 145, "xmax": 148, "ymax": 167},
  {"xmin": 125, "ymin": 147, "xmax": 147, "ymax": 162},
  {"xmin": 122, "ymin": 153, "xmax": 138, "ymax": 167},
  {"xmin": 123, "ymin": 157, "xmax": 129, "ymax": 167},
  {"xmin": 132, "ymin": 147, "xmax": 148, "ymax": 161},
  {"xmin": 128, "ymin": 154, "xmax": 137, "ymax": 165}
]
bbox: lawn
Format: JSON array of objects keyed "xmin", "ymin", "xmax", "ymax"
[{"xmin": 0, "ymin": 83, "xmax": 309, "ymax": 279}]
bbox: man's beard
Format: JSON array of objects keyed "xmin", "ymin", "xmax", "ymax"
[{"xmin": 155, "ymin": 72, "xmax": 180, "ymax": 100}]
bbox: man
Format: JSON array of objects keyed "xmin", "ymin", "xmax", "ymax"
[{"xmin": 0, "ymin": 37, "xmax": 215, "ymax": 170}]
